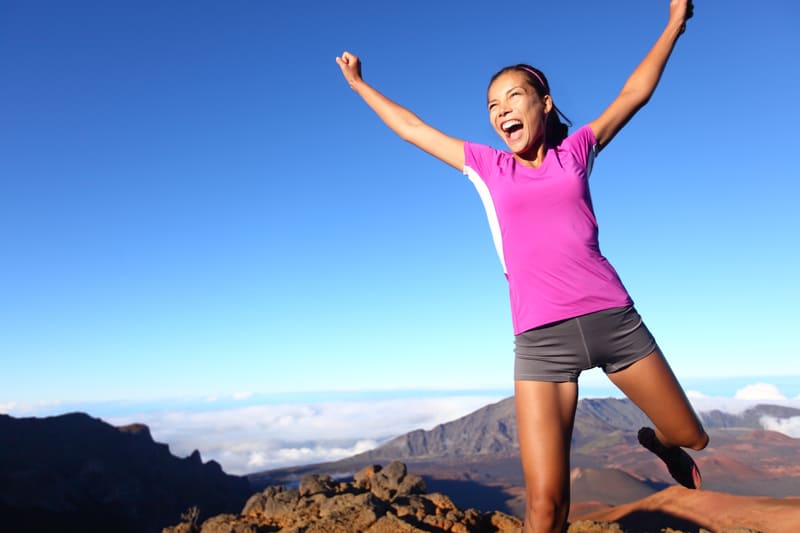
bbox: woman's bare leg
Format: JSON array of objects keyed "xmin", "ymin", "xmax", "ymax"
[
  {"xmin": 515, "ymin": 380, "xmax": 578, "ymax": 533},
  {"xmin": 607, "ymin": 349, "xmax": 709, "ymax": 450}
]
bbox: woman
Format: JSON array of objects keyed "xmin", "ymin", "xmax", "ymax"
[{"xmin": 336, "ymin": 1, "xmax": 708, "ymax": 532}]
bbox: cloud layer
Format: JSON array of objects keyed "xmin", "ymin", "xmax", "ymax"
[
  {"xmin": 734, "ymin": 382, "xmax": 787, "ymax": 401},
  {"xmin": 108, "ymin": 394, "xmax": 505, "ymax": 475},
  {"xmin": 18, "ymin": 381, "xmax": 800, "ymax": 476},
  {"xmin": 760, "ymin": 415, "xmax": 800, "ymax": 438}
]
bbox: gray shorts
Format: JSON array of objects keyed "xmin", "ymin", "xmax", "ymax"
[{"xmin": 514, "ymin": 306, "xmax": 658, "ymax": 382}]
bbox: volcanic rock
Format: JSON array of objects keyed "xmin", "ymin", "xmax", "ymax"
[{"xmin": 164, "ymin": 461, "xmax": 523, "ymax": 533}]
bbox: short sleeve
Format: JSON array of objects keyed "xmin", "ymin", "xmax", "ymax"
[
  {"xmin": 559, "ymin": 125, "xmax": 599, "ymax": 178},
  {"xmin": 463, "ymin": 141, "xmax": 502, "ymax": 184}
]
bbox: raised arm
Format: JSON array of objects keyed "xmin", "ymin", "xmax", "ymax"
[
  {"xmin": 589, "ymin": 0, "xmax": 693, "ymax": 150},
  {"xmin": 336, "ymin": 51, "xmax": 465, "ymax": 171}
]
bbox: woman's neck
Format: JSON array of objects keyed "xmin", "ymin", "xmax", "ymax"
[{"xmin": 514, "ymin": 143, "xmax": 548, "ymax": 168}]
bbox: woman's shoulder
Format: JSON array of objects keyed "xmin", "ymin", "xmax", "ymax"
[
  {"xmin": 557, "ymin": 125, "xmax": 597, "ymax": 151},
  {"xmin": 464, "ymin": 140, "xmax": 508, "ymax": 157},
  {"xmin": 464, "ymin": 142, "xmax": 514, "ymax": 180},
  {"xmin": 464, "ymin": 141, "xmax": 514, "ymax": 171},
  {"xmin": 553, "ymin": 125, "xmax": 599, "ymax": 161},
  {"xmin": 553, "ymin": 125, "xmax": 599, "ymax": 174}
]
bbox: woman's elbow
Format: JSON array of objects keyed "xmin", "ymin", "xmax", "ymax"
[{"xmin": 620, "ymin": 88, "xmax": 652, "ymax": 110}]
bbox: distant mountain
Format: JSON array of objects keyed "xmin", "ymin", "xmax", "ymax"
[
  {"xmin": 254, "ymin": 397, "xmax": 797, "ymax": 467},
  {"xmin": 348, "ymin": 397, "xmax": 800, "ymax": 461},
  {"xmin": 251, "ymin": 397, "xmax": 800, "ymax": 518},
  {"xmin": 701, "ymin": 403, "xmax": 800, "ymax": 429},
  {"xmin": 0, "ymin": 412, "xmax": 252, "ymax": 533},
  {"xmin": 358, "ymin": 394, "xmax": 519, "ymax": 460}
]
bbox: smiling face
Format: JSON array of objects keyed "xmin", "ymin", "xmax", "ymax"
[{"xmin": 487, "ymin": 70, "xmax": 553, "ymax": 164}]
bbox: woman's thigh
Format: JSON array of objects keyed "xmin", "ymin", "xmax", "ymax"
[
  {"xmin": 514, "ymin": 380, "xmax": 578, "ymax": 495},
  {"xmin": 607, "ymin": 349, "xmax": 707, "ymax": 449}
]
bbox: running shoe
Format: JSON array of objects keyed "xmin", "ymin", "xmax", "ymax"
[{"xmin": 637, "ymin": 426, "xmax": 702, "ymax": 489}]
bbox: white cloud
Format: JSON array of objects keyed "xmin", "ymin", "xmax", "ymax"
[
  {"xmin": 232, "ymin": 392, "xmax": 253, "ymax": 401},
  {"xmin": 107, "ymin": 394, "xmax": 504, "ymax": 475},
  {"xmin": 1, "ymin": 399, "xmax": 66, "ymax": 416},
  {"xmin": 689, "ymin": 396, "xmax": 755, "ymax": 415},
  {"xmin": 760, "ymin": 416, "xmax": 800, "ymax": 438},
  {"xmin": 243, "ymin": 439, "xmax": 379, "ymax": 471},
  {"xmin": 685, "ymin": 382, "xmax": 800, "ymax": 440},
  {"xmin": 734, "ymin": 383, "xmax": 787, "ymax": 401},
  {"xmin": 687, "ymin": 382, "xmax": 800, "ymax": 415}
]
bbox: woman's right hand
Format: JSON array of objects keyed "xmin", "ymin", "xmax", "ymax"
[
  {"xmin": 336, "ymin": 51, "xmax": 363, "ymax": 90},
  {"xmin": 333, "ymin": 50, "xmax": 465, "ymax": 170},
  {"xmin": 670, "ymin": 0, "xmax": 693, "ymax": 34}
]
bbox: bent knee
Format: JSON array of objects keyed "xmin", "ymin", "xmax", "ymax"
[
  {"xmin": 689, "ymin": 430, "xmax": 709, "ymax": 451},
  {"xmin": 526, "ymin": 494, "xmax": 568, "ymax": 530},
  {"xmin": 670, "ymin": 427, "xmax": 709, "ymax": 451}
]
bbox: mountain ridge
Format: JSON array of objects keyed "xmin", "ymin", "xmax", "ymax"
[
  {"xmin": 0, "ymin": 412, "xmax": 252, "ymax": 533},
  {"xmin": 250, "ymin": 397, "xmax": 799, "ymax": 477}
]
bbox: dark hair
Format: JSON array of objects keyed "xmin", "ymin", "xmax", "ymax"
[{"xmin": 488, "ymin": 64, "xmax": 572, "ymax": 147}]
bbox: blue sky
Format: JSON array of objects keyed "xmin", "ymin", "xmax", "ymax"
[{"xmin": 2, "ymin": 0, "xmax": 799, "ymax": 446}]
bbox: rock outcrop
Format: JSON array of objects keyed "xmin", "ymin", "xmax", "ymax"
[{"xmin": 164, "ymin": 461, "xmax": 524, "ymax": 533}]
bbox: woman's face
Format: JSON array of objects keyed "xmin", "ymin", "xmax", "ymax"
[{"xmin": 487, "ymin": 71, "xmax": 552, "ymax": 157}]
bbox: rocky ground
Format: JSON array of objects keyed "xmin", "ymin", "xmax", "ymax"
[{"xmin": 163, "ymin": 461, "xmax": 765, "ymax": 533}]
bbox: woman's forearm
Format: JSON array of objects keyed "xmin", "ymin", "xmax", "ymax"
[{"xmin": 349, "ymin": 78, "xmax": 425, "ymax": 143}]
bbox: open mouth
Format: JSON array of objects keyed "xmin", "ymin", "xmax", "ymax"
[{"xmin": 501, "ymin": 119, "xmax": 523, "ymax": 139}]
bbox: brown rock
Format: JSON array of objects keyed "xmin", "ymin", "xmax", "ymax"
[
  {"xmin": 241, "ymin": 485, "xmax": 299, "ymax": 518},
  {"xmin": 426, "ymin": 492, "xmax": 458, "ymax": 511},
  {"xmin": 422, "ymin": 514, "xmax": 455, "ymax": 530},
  {"xmin": 392, "ymin": 494, "xmax": 436, "ymax": 520},
  {"xmin": 298, "ymin": 473, "xmax": 337, "ymax": 497},
  {"xmin": 353, "ymin": 464, "xmax": 382, "ymax": 490},
  {"xmin": 198, "ymin": 514, "xmax": 257, "ymax": 533},
  {"xmin": 370, "ymin": 460, "xmax": 408, "ymax": 500},
  {"xmin": 488, "ymin": 510, "xmax": 525, "ymax": 532},
  {"xmin": 567, "ymin": 520, "xmax": 625, "ymax": 533},
  {"xmin": 365, "ymin": 512, "xmax": 429, "ymax": 533},
  {"xmin": 397, "ymin": 472, "xmax": 427, "ymax": 497}
]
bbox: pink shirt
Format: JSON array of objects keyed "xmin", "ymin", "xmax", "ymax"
[{"xmin": 463, "ymin": 125, "xmax": 632, "ymax": 334}]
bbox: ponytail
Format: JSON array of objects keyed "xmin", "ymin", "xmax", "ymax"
[{"xmin": 545, "ymin": 108, "xmax": 571, "ymax": 147}]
